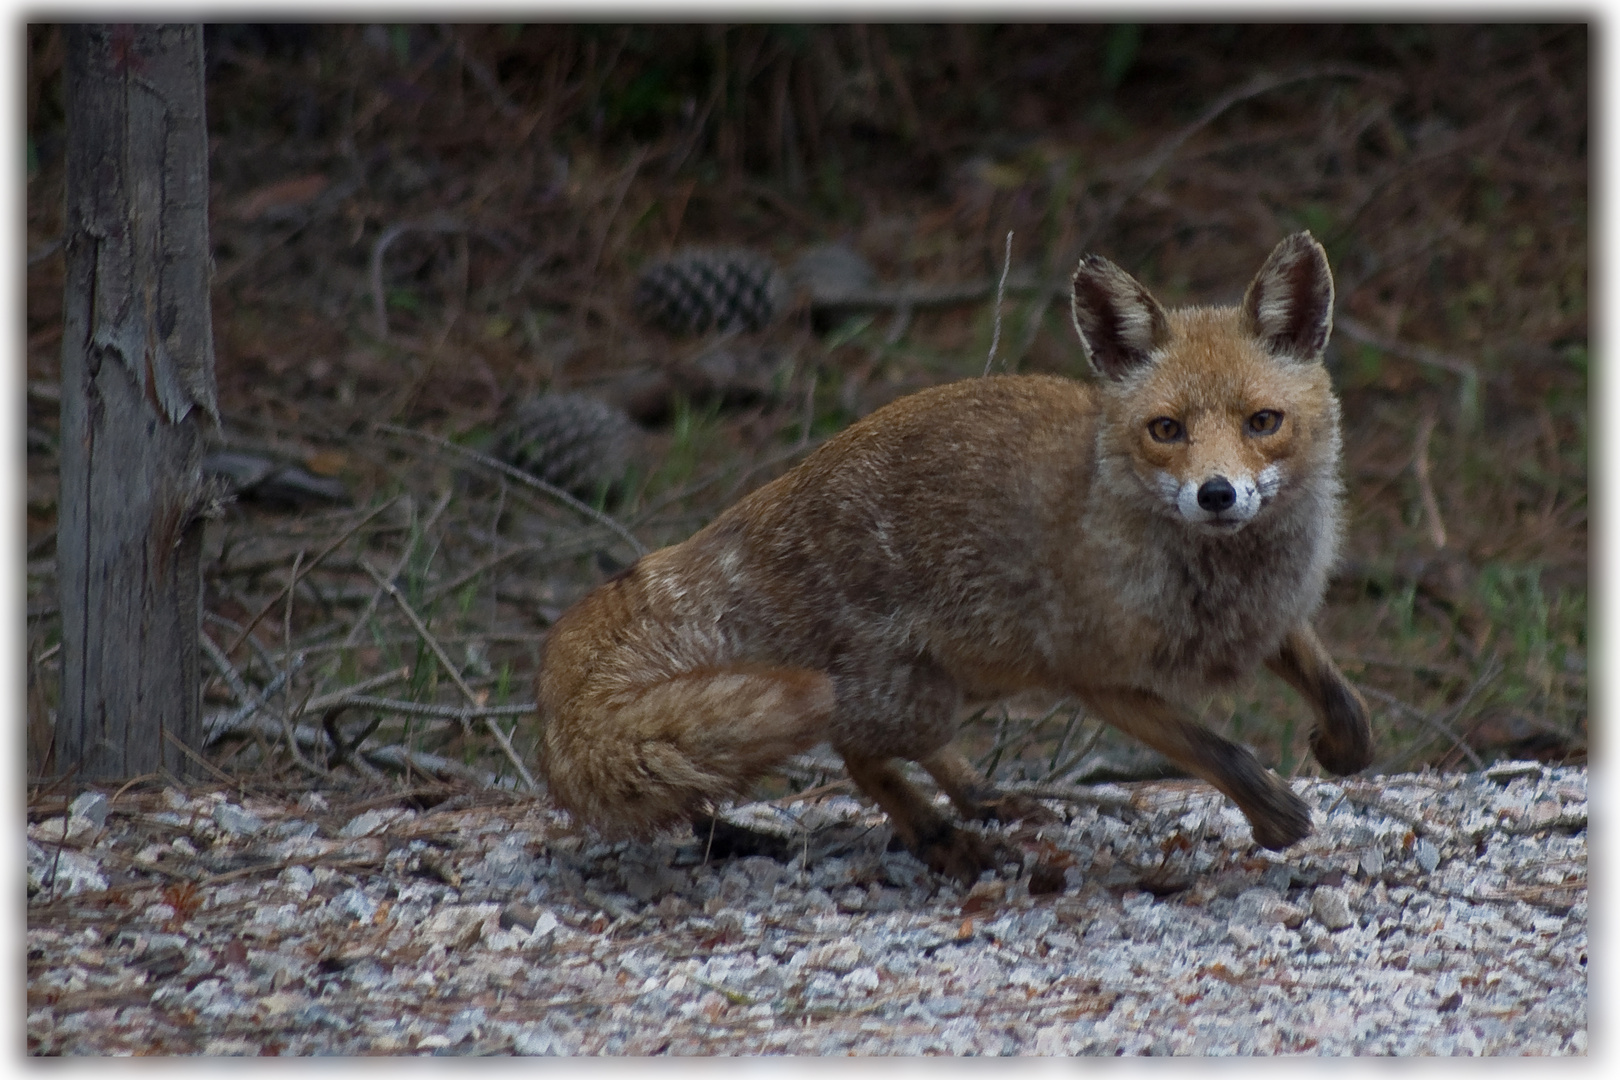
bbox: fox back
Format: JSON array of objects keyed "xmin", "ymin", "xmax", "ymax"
[{"xmin": 538, "ymin": 232, "xmax": 1371, "ymax": 879}]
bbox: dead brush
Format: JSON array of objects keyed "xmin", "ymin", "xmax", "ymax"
[{"xmin": 24, "ymin": 25, "xmax": 1586, "ymax": 809}]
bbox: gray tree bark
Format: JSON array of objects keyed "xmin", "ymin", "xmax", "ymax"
[{"xmin": 55, "ymin": 24, "xmax": 218, "ymax": 780}]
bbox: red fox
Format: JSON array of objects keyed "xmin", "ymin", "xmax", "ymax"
[{"xmin": 538, "ymin": 232, "xmax": 1372, "ymax": 882}]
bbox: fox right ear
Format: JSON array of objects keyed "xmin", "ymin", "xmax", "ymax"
[{"xmin": 1070, "ymin": 254, "xmax": 1171, "ymax": 380}]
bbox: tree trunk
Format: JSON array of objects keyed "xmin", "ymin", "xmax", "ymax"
[{"xmin": 55, "ymin": 24, "xmax": 218, "ymax": 780}]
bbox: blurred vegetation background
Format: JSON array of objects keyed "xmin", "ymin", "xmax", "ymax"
[{"xmin": 25, "ymin": 23, "xmax": 1586, "ymax": 801}]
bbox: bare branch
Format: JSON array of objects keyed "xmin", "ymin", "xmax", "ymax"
[
  {"xmin": 375, "ymin": 422, "xmax": 646, "ymax": 557},
  {"xmin": 983, "ymin": 231, "xmax": 1014, "ymax": 376}
]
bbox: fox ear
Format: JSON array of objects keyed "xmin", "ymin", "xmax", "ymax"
[
  {"xmin": 1070, "ymin": 254, "xmax": 1171, "ymax": 380},
  {"xmin": 1242, "ymin": 232, "xmax": 1335, "ymax": 361}
]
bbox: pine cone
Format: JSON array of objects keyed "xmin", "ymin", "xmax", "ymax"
[
  {"xmin": 496, "ymin": 393, "xmax": 638, "ymax": 497},
  {"xmin": 632, "ymin": 247, "xmax": 786, "ymax": 335}
]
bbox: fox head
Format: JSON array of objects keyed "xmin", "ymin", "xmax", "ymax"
[{"xmin": 1070, "ymin": 232, "xmax": 1341, "ymax": 535}]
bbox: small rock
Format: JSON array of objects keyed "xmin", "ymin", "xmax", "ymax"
[
  {"xmin": 68, "ymin": 792, "xmax": 110, "ymax": 829},
  {"xmin": 445, "ymin": 1007, "xmax": 486, "ymax": 1044},
  {"xmin": 214, "ymin": 802, "xmax": 265, "ymax": 837},
  {"xmin": 1228, "ymin": 922, "xmax": 1262, "ymax": 949},
  {"xmin": 1524, "ymin": 800, "xmax": 1562, "ymax": 829},
  {"xmin": 279, "ymin": 865, "xmax": 315, "ymax": 898},
  {"xmin": 1413, "ymin": 839, "xmax": 1441, "ymax": 874},
  {"xmin": 339, "ymin": 808, "xmax": 411, "ymax": 839},
  {"xmin": 333, "ymin": 887, "xmax": 379, "ymax": 924},
  {"xmin": 30, "ymin": 816, "xmax": 95, "ymax": 844},
  {"xmin": 804, "ymin": 940, "xmax": 863, "ymax": 974},
  {"xmin": 843, "ymin": 966, "xmax": 881, "ymax": 992},
  {"xmin": 623, "ymin": 861, "xmax": 680, "ymax": 902},
  {"xmin": 27, "ymin": 843, "xmax": 106, "ymax": 898},
  {"xmin": 202, "ymin": 1037, "xmax": 260, "ymax": 1056},
  {"xmin": 881, "ymin": 853, "xmax": 929, "ymax": 892},
  {"xmin": 499, "ymin": 902, "xmax": 542, "ymax": 932},
  {"xmin": 1262, "ymin": 863, "xmax": 1295, "ymax": 893},
  {"xmin": 1312, "ymin": 886, "xmax": 1356, "ymax": 931},
  {"xmin": 1231, "ymin": 888, "xmax": 1306, "ymax": 928},
  {"xmin": 513, "ymin": 1028, "xmax": 565, "ymax": 1056},
  {"xmin": 1484, "ymin": 761, "xmax": 1541, "ymax": 783},
  {"xmin": 961, "ymin": 879, "xmax": 1006, "ymax": 914},
  {"xmin": 418, "ymin": 903, "xmax": 501, "ymax": 949}
]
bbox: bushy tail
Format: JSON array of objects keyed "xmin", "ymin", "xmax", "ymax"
[{"xmin": 539, "ymin": 664, "xmax": 835, "ymax": 837}]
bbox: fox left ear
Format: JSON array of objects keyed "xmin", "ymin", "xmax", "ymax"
[{"xmin": 1241, "ymin": 232, "xmax": 1334, "ymax": 362}]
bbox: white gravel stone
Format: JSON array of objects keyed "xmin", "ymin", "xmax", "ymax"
[
  {"xmin": 25, "ymin": 767, "xmax": 1588, "ymax": 1055},
  {"xmin": 1312, "ymin": 886, "xmax": 1356, "ymax": 931},
  {"xmin": 338, "ymin": 808, "xmax": 413, "ymax": 839},
  {"xmin": 213, "ymin": 802, "xmax": 265, "ymax": 836}
]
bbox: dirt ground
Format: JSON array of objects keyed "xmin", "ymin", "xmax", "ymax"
[{"xmin": 25, "ymin": 24, "xmax": 1586, "ymax": 813}]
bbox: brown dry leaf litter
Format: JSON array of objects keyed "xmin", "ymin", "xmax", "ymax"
[{"xmin": 28, "ymin": 762, "xmax": 1584, "ymax": 1055}]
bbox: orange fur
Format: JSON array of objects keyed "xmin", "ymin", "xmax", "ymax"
[{"xmin": 538, "ymin": 232, "xmax": 1371, "ymax": 881}]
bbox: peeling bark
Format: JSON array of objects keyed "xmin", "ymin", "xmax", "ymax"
[{"xmin": 55, "ymin": 24, "xmax": 217, "ymax": 779}]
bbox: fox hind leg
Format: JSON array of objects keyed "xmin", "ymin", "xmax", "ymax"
[
  {"xmin": 921, "ymin": 746, "xmax": 1059, "ymax": 826},
  {"xmin": 842, "ymin": 753, "xmax": 1009, "ymax": 884}
]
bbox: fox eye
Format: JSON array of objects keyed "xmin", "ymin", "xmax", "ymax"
[
  {"xmin": 1147, "ymin": 417, "xmax": 1184, "ymax": 443},
  {"xmin": 1247, "ymin": 409, "xmax": 1283, "ymax": 435}
]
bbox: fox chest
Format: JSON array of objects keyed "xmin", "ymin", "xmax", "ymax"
[{"xmin": 1095, "ymin": 527, "xmax": 1325, "ymax": 691}]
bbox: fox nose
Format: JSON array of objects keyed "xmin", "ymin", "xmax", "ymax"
[{"xmin": 1197, "ymin": 477, "xmax": 1237, "ymax": 513}]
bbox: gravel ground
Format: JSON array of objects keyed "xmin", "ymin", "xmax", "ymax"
[{"xmin": 27, "ymin": 761, "xmax": 1585, "ymax": 1056}]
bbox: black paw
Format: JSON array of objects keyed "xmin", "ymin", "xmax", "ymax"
[
  {"xmin": 915, "ymin": 827, "xmax": 1010, "ymax": 886},
  {"xmin": 1312, "ymin": 724, "xmax": 1374, "ymax": 776},
  {"xmin": 1311, "ymin": 682, "xmax": 1374, "ymax": 775},
  {"xmin": 1247, "ymin": 791, "xmax": 1314, "ymax": 851}
]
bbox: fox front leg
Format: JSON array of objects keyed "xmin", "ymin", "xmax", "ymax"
[
  {"xmin": 1082, "ymin": 687, "xmax": 1314, "ymax": 850},
  {"xmin": 1266, "ymin": 626, "xmax": 1374, "ymax": 776}
]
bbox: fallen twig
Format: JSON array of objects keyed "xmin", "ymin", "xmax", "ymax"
[
  {"xmin": 334, "ymin": 695, "xmax": 535, "ymax": 722},
  {"xmin": 202, "ymin": 657, "xmax": 306, "ymax": 745},
  {"xmin": 278, "ymin": 553, "xmax": 325, "ymax": 777},
  {"xmin": 440, "ymin": 25, "xmax": 521, "ymax": 119},
  {"xmin": 301, "ymin": 667, "xmax": 412, "ymax": 714},
  {"xmin": 361, "ymin": 743, "xmax": 505, "ymax": 788},
  {"xmin": 482, "ymin": 717, "xmax": 539, "ymax": 794},
  {"xmin": 199, "ymin": 632, "xmax": 253, "ymax": 705},
  {"xmin": 1080, "ymin": 64, "xmax": 1387, "ymax": 254},
  {"xmin": 358, "ymin": 555, "xmax": 540, "ymax": 792},
  {"xmin": 207, "ymin": 713, "xmax": 503, "ymax": 788},
  {"xmin": 421, "ymin": 534, "xmax": 610, "ymax": 606},
  {"xmin": 1412, "ymin": 408, "xmax": 1448, "ymax": 550},
  {"xmin": 339, "ymin": 489, "xmax": 450, "ymax": 652},
  {"xmin": 1365, "ymin": 670, "xmax": 1495, "ymax": 772},
  {"xmin": 983, "ymin": 230, "xmax": 1014, "ymax": 376},
  {"xmin": 224, "ymin": 496, "xmax": 403, "ymax": 658},
  {"xmin": 807, "ymin": 272, "xmax": 1041, "ymax": 311},
  {"xmin": 357, "ymin": 556, "xmax": 481, "ymax": 706},
  {"xmin": 162, "ymin": 730, "xmax": 238, "ymax": 786},
  {"xmin": 1003, "ymin": 782, "xmax": 1141, "ymax": 817}
]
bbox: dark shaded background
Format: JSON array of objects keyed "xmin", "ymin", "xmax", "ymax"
[{"xmin": 25, "ymin": 24, "xmax": 1587, "ymax": 793}]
